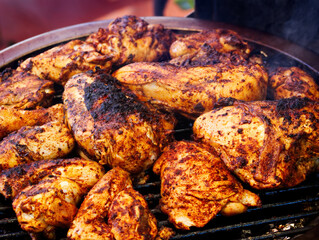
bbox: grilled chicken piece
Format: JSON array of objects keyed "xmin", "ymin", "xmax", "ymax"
[
  {"xmin": 0, "ymin": 158, "xmax": 105, "ymax": 199},
  {"xmin": 113, "ymin": 61, "xmax": 268, "ymax": 119},
  {"xmin": 0, "ymin": 120, "xmax": 75, "ymax": 172},
  {"xmin": 63, "ymin": 71, "xmax": 175, "ymax": 174},
  {"xmin": 0, "ymin": 68, "xmax": 54, "ymax": 109},
  {"xmin": 269, "ymin": 66, "xmax": 319, "ymax": 101},
  {"xmin": 68, "ymin": 167, "xmax": 157, "ymax": 240},
  {"xmin": 153, "ymin": 141, "xmax": 261, "ymax": 230},
  {"xmin": 86, "ymin": 15, "xmax": 175, "ymax": 67},
  {"xmin": 0, "ymin": 104, "xmax": 64, "ymax": 140},
  {"xmin": 18, "ymin": 40, "xmax": 112, "ymax": 86},
  {"xmin": 169, "ymin": 29, "xmax": 252, "ymax": 59},
  {"xmin": 108, "ymin": 187, "xmax": 158, "ymax": 240},
  {"xmin": 13, "ymin": 176, "xmax": 85, "ymax": 240},
  {"xmin": 193, "ymin": 97, "xmax": 319, "ymax": 189}
]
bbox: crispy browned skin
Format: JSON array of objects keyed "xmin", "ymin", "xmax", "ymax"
[
  {"xmin": 18, "ymin": 40, "xmax": 112, "ymax": 86},
  {"xmin": 0, "ymin": 121, "xmax": 75, "ymax": 172},
  {"xmin": 63, "ymin": 71, "xmax": 175, "ymax": 174},
  {"xmin": 113, "ymin": 61, "xmax": 268, "ymax": 119},
  {"xmin": 169, "ymin": 29, "xmax": 252, "ymax": 59},
  {"xmin": 86, "ymin": 15, "xmax": 176, "ymax": 66},
  {"xmin": 153, "ymin": 141, "xmax": 261, "ymax": 230},
  {"xmin": 193, "ymin": 97, "xmax": 319, "ymax": 189},
  {"xmin": 108, "ymin": 187, "xmax": 158, "ymax": 240},
  {"xmin": 269, "ymin": 66, "xmax": 319, "ymax": 101},
  {"xmin": 0, "ymin": 68, "xmax": 55, "ymax": 109},
  {"xmin": 0, "ymin": 158, "xmax": 105, "ymax": 199},
  {"xmin": 13, "ymin": 176, "xmax": 85, "ymax": 240},
  {"xmin": 0, "ymin": 104, "xmax": 64, "ymax": 140}
]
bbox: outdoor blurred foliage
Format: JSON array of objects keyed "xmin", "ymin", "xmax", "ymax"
[{"xmin": 174, "ymin": 0, "xmax": 194, "ymax": 10}]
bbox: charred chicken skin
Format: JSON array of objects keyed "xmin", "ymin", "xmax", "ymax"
[
  {"xmin": 0, "ymin": 158, "xmax": 105, "ymax": 199},
  {"xmin": 63, "ymin": 71, "xmax": 175, "ymax": 174},
  {"xmin": 193, "ymin": 97, "xmax": 319, "ymax": 189},
  {"xmin": 68, "ymin": 167, "xmax": 157, "ymax": 240},
  {"xmin": 18, "ymin": 40, "xmax": 112, "ymax": 86},
  {"xmin": 86, "ymin": 15, "xmax": 176, "ymax": 66},
  {"xmin": 113, "ymin": 60, "xmax": 268, "ymax": 119},
  {"xmin": 0, "ymin": 104, "xmax": 64, "ymax": 140},
  {"xmin": 269, "ymin": 66, "xmax": 319, "ymax": 101},
  {"xmin": 153, "ymin": 140, "xmax": 261, "ymax": 230},
  {"xmin": 0, "ymin": 120, "xmax": 75, "ymax": 172},
  {"xmin": 169, "ymin": 29, "xmax": 252, "ymax": 59},
  {"xmin": 0, "ymin": 68, "xmax": 55, "ymax": 109}
]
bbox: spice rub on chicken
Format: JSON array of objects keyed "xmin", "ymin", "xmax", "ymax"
[
  {"xmin": 68, "ymin": 167, "xmax": 157, "ymax": 240},
  {"xmin": 153, "ymin": 141, "xmax": 261, "ymax": 230},
  {"xmin": 86, "ymin": 15, "xmax": 176, "ymax": 67},
  {"xmin": 113, "ymin": 59, "xmax": 268, "ymax": 119},
  {"xmin": 193, "ymin": 97, "xmax": 319, "ymax": 189},
  {"xmin": 0, "ymin": 68, "xmax": 55, "ymax": 109},
  {"xmin": 63, "ymin": 71, "xmax": 175, "ymax": 174},
  {"xmin": 268, "ymin": 66, "xmax": 319, "ymax": 101}
]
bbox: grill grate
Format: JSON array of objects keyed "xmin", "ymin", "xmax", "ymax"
[{"xmin": 2, "ymin": 173, "xmax": 319, "ymax": 239}]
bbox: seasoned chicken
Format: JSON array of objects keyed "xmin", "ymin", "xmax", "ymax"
[
  {"xmin": 13, "ymin": 176, "xmax": 85, "ymax": 240},
  {"xmin": 268, "ymin": 66, "xmax": 319, "ymax": 101},
  {"xmin": 113, "ymin": 61, "xmax": 268, "ymax": 119},
  {"xmin": 86, "ymin": 15, "xmax": 176, "ymax": 67},
  {"xmin": 169, "ymin": 29, "xmax": 252, "ymax": 59},
  {"xmin": 153, "ymin": 141, "xmax": 261, "ymax": 230},
  {"xmin": 63, "ymin": 71, "xmax": 175, "ymax": 174},
  {"xmin": 0, "ymin": 104, "xmax": 64, "ymax": 140},
  {"xmin": 0, "ymin": 68, "xmax": 55, "ymax": 109},
  {"xmin": 0, "ymin": 120, "xmax": 75, "ymax": 172},
  {"xmin": 0, "ymin": 158, "xmax": 105, "ymax": 199},
  {"xmin": 68, "ymin": 167, "xmax": 157, "ymax": 240},
  {"xmin": 108, "ymin": 187, "xmax": 158, "ymax": 240},
  {"xmin": 18, "ymin": 40, "xmax": 112, "ymax": 86},
  {"xmin": 193, "ymin": 97, "xmax": 319, "ymax": 189}
]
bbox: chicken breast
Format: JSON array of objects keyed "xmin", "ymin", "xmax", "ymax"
[
  {"xmin": 0, "ymin": 104, "xmax": 64, "ymax": 140},
  {"xmin": 113, "ymin": 61, "xmax": 268, "ymax": 119},
  {"xmin": 0, "ymin": 158, "xmax": 105, "ymax": 199},
  {"xmin": 193, "ymin": 97, "xmax": 319, "ymax": 189},
  {"xmin": 18, "ymin": 40, "xmax": 112, "ymax": 86},
  {"xmin": 0, "ymin": 68, "xmax": 55, "ymax": 109},
  {"xmin": 63, "ymin": 71, "xmax": 175, "ymax": 174},
  {"xmin": 0, "ymin": 120, "xmax": 75, "ymax": 171},
  {"xmin": 86, "ymin": 15, "xmax": 176, "ymax": 66},
  {"xmin": 68, "ymin": 167, "xmax": 157, "ymax": 240},
  {"xmin": 169, "ymin": 29, "xmax": 252, "ymax": 59},
  {"xmin": 153, "ymin": 140, "xmax": 261, "ymax": 230},
  {"xmin": 13, "ymin": 176, "xmax": 85, "ymax": 240},
  {"xmin": 268, "ymin": 66, "xmax": 319, "ymax": 101}
]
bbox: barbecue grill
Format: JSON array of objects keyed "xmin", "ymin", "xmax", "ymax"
[{"xmin": 0, "ymin": 16, "xmax": 318, "ymax": 240}]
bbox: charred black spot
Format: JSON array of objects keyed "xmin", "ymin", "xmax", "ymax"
[
  {"xmin": 84, "ymin": 73, "xmax": 150, "ymax": 123},
  {"xmin": 276, "ymin": 97, "xmax": 309, "ymax": 112}
]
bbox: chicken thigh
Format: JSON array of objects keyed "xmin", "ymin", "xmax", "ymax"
[
  {"xmin": 268, "ymin": 66, "xmax": 319, "ymax": 101},
  {"xmin": 63, "ymin": 71, "xmax": 175, "ymax": 174},
  {"xmin": 0, "ymin": 104, "xmax": 64, "ymax": 140},
  {"xmin": 18, "ymin": 40, "xmax": 112, "ymax": 86},
  {"xmin": 0, "ymin": 120, "xmax": 75, "ymax": 171},
  {"xmin": 193, "ymin": 97, "xmax": 319, "ymax": 189},
  {"xmin": 68, "ymin": 167, "xmax": 157, "ymax": 240},
  {"xmin": 0, "ymin": 68, "xmax": 55, "ymax": 109},
  {"xmin": 0, "ymin": 158, "xmax": 105, "ymax": 199},
  {"xmin": 153, "ymin": 140, "xmax": 261, "ymax": 230},
  {"xmin": 86, "ymin": 15, "xmax": 175, "ymax": 66}
]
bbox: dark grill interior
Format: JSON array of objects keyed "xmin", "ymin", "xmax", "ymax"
[{"xmin": 0, "ymin": 25, "xmax": 318, "ymax": 240}]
